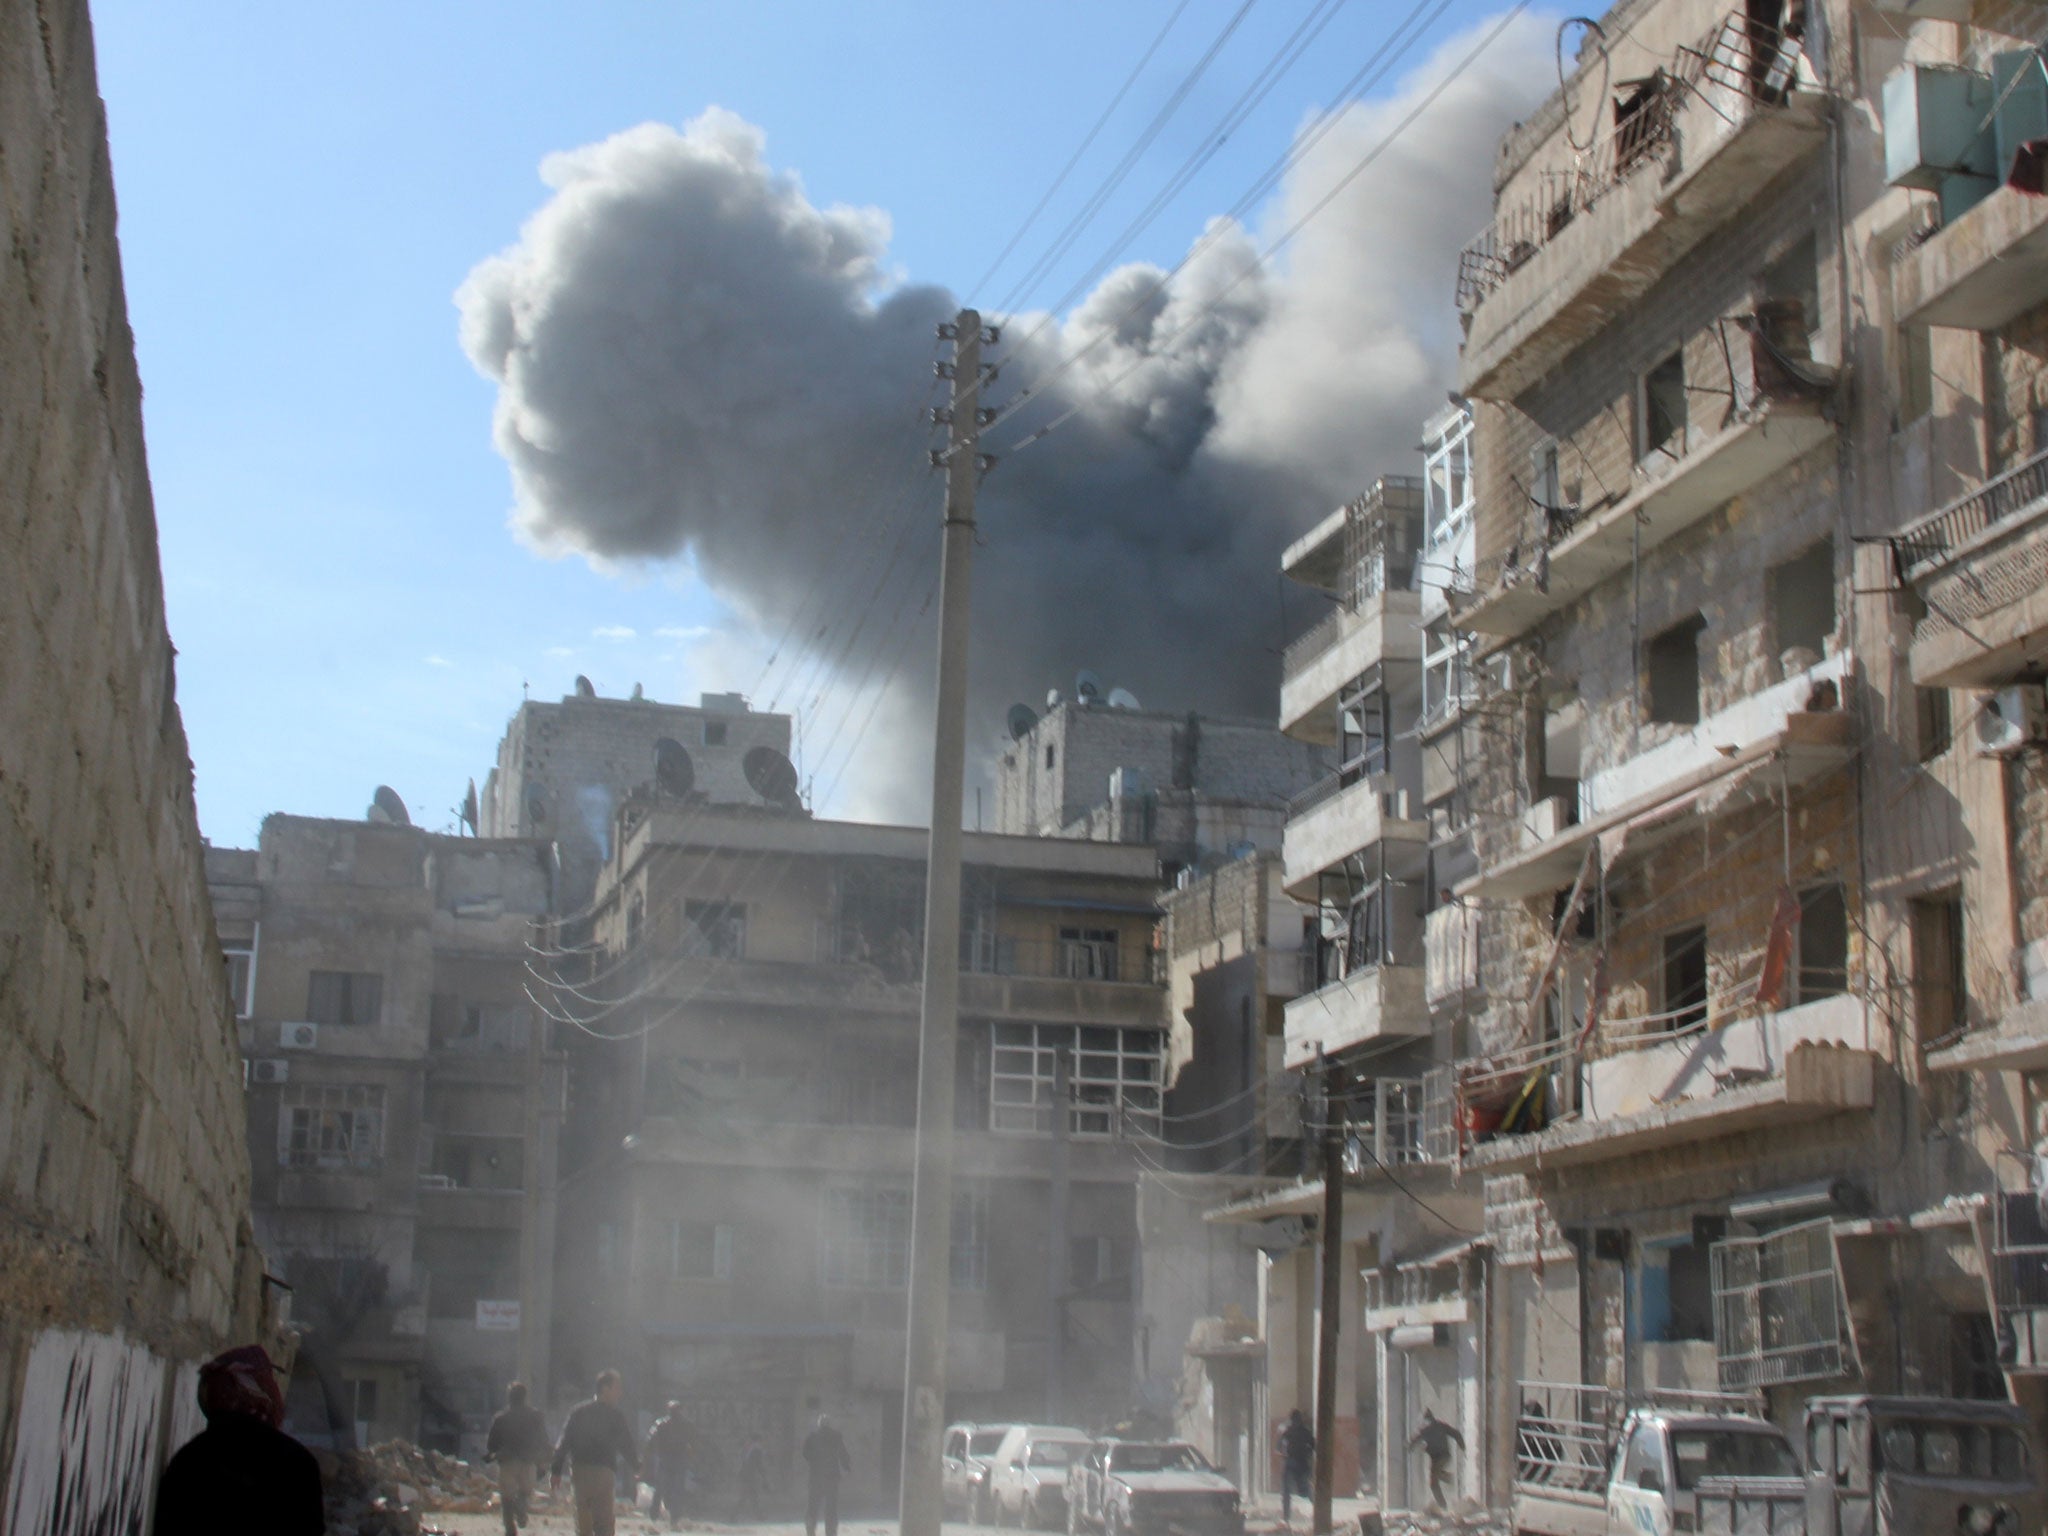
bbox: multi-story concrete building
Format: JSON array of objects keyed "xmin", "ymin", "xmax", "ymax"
[
  {"xmin": 1348, "ymin": 0, "xmax": 2048, "ymax": 1525},
  {"xmin": 540, "ymin": 795, "xmax": 1170, "ymax": 1497},
  {"xmin": 208, "ymin": 811, "xmax": 565, "ymax": 1455},
  {"xmin": 482, "ymin": 686, "xmax": 794, "ymax": 908}
]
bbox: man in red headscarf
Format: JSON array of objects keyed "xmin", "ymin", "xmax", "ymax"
[{"xmin": 154, "ymin": 1345, "xmax": 325, "ymax": 1534}]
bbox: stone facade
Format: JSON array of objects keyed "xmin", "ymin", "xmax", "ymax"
[
  {"xmin": 207, "ymin": 816, "xmax": 565, "ymax": 1455},
  {"xmin": 0, "ymin": 0, "xmax": 263, "ymax": 1524}
]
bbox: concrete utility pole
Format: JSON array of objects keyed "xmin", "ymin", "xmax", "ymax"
[
  {"xmin": 899, "ymin": 308, "xmax": 989, "ymax": 1536},
  {"xmin": 1047, "ymin": 1047, "xmax": 1071, "ymax": 1420},
  {"xmin": 1312, "ymin": 1073, "xmax": 1344, "ymax": 1535}
]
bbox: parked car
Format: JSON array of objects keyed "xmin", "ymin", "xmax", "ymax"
[
  {"xmin": 945, "ymin": 1424, "xmax": 1017, "ymax": 1522},
  {"xmin": 1802, "ymin": 1395, "xmax": 2041, "ymax": 1536},
  {"xmin": 1067, "ymin": 1440, "xmax": 1243, "ymax": 1536},
  {"xmin": 1516, "ymin": 1406, "xmax": 1802, "ymax": 1536},
  {"xmin": 988, "ymin": 1430, "xmax": 1092, "ymax": 1528}
]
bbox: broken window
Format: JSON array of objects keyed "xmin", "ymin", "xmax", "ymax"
[
  {"xmin": 1422, "ymin": 620, "xmax": 1468, "ymax": 726},
  {"xmin": 668, "ymin": 1221, "xmax": 735, "ymax": 1282},
  {"xmin": 1770, "ymin": 537, "xmax": 1836, "ymax": 666},
  {"xmin": 1068, "ymin": 1234, "xmax": 1129, "ymax": 1298},
  {"xmin": 1058, "ymin": 926, "xmax": 1121, "ymax": 981},
  {"xmin": 1917, "ymin": 687, "xmax": 1954, "ymax": 761},
  {"xmin": 1761, "ymin": 236, "xmax": 1820, "ymax": 358},
  {"xmin": 1338, "ymin": 669, "xmax": 1392, "ymax": 785},
  {"xmin": 431, "ymin": 1134, "xmax": 523, "ymax": 1190},
  {"xmin": 683, "ymin": 900, "xmax": 745, "ymax": 960},
  {"xmin": 989, "ymin": 1022, "xmax": 1161, "ymax": 1137},
  {"xmin": 1712, "ymin": 1218, "xmax": 1850, "ymax": 1388},
  {"xmin": 1541, "ymin": 690, "xmax": 1584, "ymax": 822},
  {"xmin": 702, "ymin": 719, "xmax": 728, "ymax": 747},
  {"xmin": 1797, "ymin": 883, "xmax": 1848, "ymax": 1002},
  {"xmin": 1639, "ymin": 349, "xmax": 1687, "ymax": 462},
  {"xmin": 306, "ymin": 970, "xmax": 383, "ymax": 1027},
  {"xmin": 278, "ymin": 1084, "xmax": 386, "ymax": 1170},
  {"xmin": 1647, "ymin": 615, "xmax": 1707, "ymax": 726},
  {"xmin": 1663, "ymin": 926, "xmax": 1710, "ymax": 1031}
]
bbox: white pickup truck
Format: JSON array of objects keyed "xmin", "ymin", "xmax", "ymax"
[{"xmin": 1512, "ymin": 1406, "xmax": 1802, "ymax": 1536}]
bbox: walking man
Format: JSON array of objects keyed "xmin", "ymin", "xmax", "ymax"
[
  {"xmin": 644, "ymin": 1401, "xmax": 691, "ymax": 1528},
  {"xmin": 550, "ymin": 1369, "xmax": 639, "ymax": 1536},
  {"xmin": 1407, "ymin": 1409, "xmax": 1465, "ymax": 1510},
  {"xmin": 486, "ymin": 1381, "xmax": 551, "ymax": 1535},
  {"xmin": 1275, "ymin": 1408, "xmax": 1315, "ymax": 1525},
  {"xmin": 802, "ymin": 1411, "xmax": 853, "ymax": 1536}
]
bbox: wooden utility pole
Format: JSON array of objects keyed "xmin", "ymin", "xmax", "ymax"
[
  {"xmin": 899, "ymin": 309, "xmax": 989, "ymax": 1536},
  {"xmin": 1312, "ymin": 1068, "xmax": 1344, "ymax": 1535}
]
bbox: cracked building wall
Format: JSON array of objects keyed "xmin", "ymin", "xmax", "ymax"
[{"xmin": 0, "ymin": 0, "xmax": 265, "ymax": 1524}]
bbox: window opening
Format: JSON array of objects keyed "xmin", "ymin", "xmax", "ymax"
[
  {"xmin": 1797, "ymin": 883, "xmax": 1848, "ymax": 1001},
  {"xmin": 306, "ymin": 970, "xmax": 383, "ymax": 1027},
  {"xmin": 1639, "ymin": 349, "xmax": 1687, "ymax": 462},
  {"xmin": 278, "ymin": 1084, "xmax": 386, "ymax": 1170},
  {"xmin": 684, "ymin": 901, "xmax": 745, "ymax": 960},
  {"xmin": 1647, "ymin": 615, "xmax": 1706, "ymax": 726},
  {"xmin": 223, "ymin": 945, "xmax": 255, "ymax": 1018},
  {"xmin": 989, "ymin": 1023, "xmax": 1161, "ymax": 1137},
  {"xmin": 1770, "ymin": 537, "xmax": 1836, "ymax": 666},
  {"xmin": 669, "ymin": 1221, "xmax": 735, "ymax": 1281},
  {"xmin": 1711, "ymin": 1217, "xmax": 1850, "ymax": 1388},
  {"xmin": 702, "ymin": 719, "xmax": 728, "ymax": 747},
  {"xmin": 1663, "ymin": 926, "xmax": 1710, "ymax": 1031}
]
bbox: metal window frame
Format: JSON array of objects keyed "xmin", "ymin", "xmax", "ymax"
[
  {"xmin": 1711, "ymin": 1217, "xmax": 1853, "ymax": 1390},
  {"xmin": 987, "ymin": 1022, "xmax": 1162, "ymax": 1139}
]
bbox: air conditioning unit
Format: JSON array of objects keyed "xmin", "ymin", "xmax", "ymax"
[
  {"xmin": 1882, "ymin": 65, "xmax": 1996, "ymax": 192},
  {"xmin": 1977, "ymin": 684, "xmax": 2048, "ymax": 757},
  {"xmin": 1870, "ymin": 0, "xmax": 1975, "ymax": 20},
  {"xmin": 250, "ymin": 1059, "xmax": 290, "ymax": 1085},
  {"xmin": 279, "ymin": 1021, "xmax": 319, "ymax": 1050}
]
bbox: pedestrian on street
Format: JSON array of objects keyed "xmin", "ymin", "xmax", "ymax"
[
  {"xmin": 1407, "ymin": 1410, "xmax": 1465, "ymax": 1510},
  {"xmin": 153, "ymin": 1344, "xmax": 324, "ymax": 1536},
  {"xmin": 801, "ymin": 1411, "xmax": 853, "ymax": 1536},
  {"xmin": 1275, "ymin": 1408, "xmax": 1315, "ymax": 1525},
  {"xmin": 486, "ymin": 1381, "xmax": 551, "ymax": 1536},
  {"xmin": 644, "ymin": 1400, "xmax": 692, "ymax": 1528},
  {"xmin": 739, "ymin": 1434, "xmax": 768, "ymax": 1520},
  {"xmin": 550, "ymin": 1369, "xmax": 639, "ymax": 1536}
]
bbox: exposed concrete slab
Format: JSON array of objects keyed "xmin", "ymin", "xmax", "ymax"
[
  {"xmin": 1926, "ymin": 1001, "xmax": 2048, "ymax": 1073},
  {"xmin": 1282, "ymin": 776, "xmax": 1430, "ymax": 897},
  {"xmin": 1279, "ymin": 592, "xmax": 1423, "ymax": 744},
  {"xmin": 1895, "ymin": 184, "xmax": 2048, "ymax": 332},
  {"xmin": 1282, "ymin": 963, "xmax": 1428, "ymax": 1066},
  {"xmin": 1462, "ymin": 1042, "xmax": 1875, "ymax": 1172}
]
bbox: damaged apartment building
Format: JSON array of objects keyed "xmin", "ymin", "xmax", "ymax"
[
  {"xmin": 535, "ymin": 748, "xmax": 1172, "ymax": 1495},
  {"xmin": 996, "ymin": 694, "xmax": 1329, "ymax": 1481},
  {"xmin": 1264, "ymin": 0, "xmax": 2048, "ymax": 1523}
]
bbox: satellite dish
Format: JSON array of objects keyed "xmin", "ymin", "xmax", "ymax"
[
  {"xmin": 654, "ymin": 737, "xmax": 696, "ymax": 799},
  {"xmin": 630, "ymin": 682, "xmax": 645, "ymax": 702},
  {"xmin": 743, "ymin": 745, "xmax": 802, "ymax": 809},
  {"xmin": 1075, "ymin": 669, "xmax": 1103, "ymax": 706},
  {"xmin": 1045, "ymin": 689, "xmax": 1063, "ymax": 710},
  {"xmin": 1107, "ymin": 687, "xmax": 1141, "ymax": 711},
  {"xmin": 459, "ymin": 778, "xmax": 479, "ymax": 835},
  {"xmin": 1007, "ymin": 704, "xmax": 1039, "ymax": 741},
  {"xmin": 368, "ymin": 785, "xmax": 410, "ymax": 826},
  {"xmin": 574, "ymin": 675, "xmax": 596, "ymax": 699}
]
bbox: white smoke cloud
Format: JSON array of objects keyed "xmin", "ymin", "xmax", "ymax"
[{"xmin": 458, "ymin": 17, "xmax": 1551, "ymax": 821}]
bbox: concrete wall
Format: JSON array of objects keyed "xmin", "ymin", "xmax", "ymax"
[{"xmin": 0, "ymin": 0, "xmax": 264, "ymax": 1523}]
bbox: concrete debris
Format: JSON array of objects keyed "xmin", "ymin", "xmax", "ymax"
[
  {"xmin": 316, "ymin": 1440, "xmax": 506, "ymax": 1535},
  {"xmin": 1375, "ymin": 1506, "xmax": 1511, "ymax": 1536}
]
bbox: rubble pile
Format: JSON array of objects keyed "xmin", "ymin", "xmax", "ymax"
[
  {"xmin": 317, "ymin": 1439, "xmax": 503, "ymax": 1536},
  {"xmin": 1374, "ymin": 1507, "xmax": 1511, "ymax": 1536}
]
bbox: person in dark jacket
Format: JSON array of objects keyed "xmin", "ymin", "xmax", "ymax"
[
  {"xmin": 643, "ymin": 1401, "xmax": 691, "ymax": 1528},
  {"xmin": 1276, "ymin": 1408, "xmax": 1315, "ymax": 1524},
  {"xmin": 550, "ymin": 1369, "xmax": 639, "ymax": 1536},
  {"xmin": 1408, "ymin": 1410, "xmax": 1466, "ymax": 1510},
  {"xmin": 486, "ymin": 1381, "xmax": 552, "ymax": 1535},
  {"xmin": 801, "ymin": 1412, "xmax": 853, "ymax": 1536},
  {"xmin": 154, "ymin": 1344, "xmax": 324, "ymax": 1536}
]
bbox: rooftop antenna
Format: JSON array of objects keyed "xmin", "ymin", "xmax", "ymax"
[
  {"xmin": 1007, "ymin": 703, "xmax": 1039, "ymax": 741},
  {"xmin": 368, "ymin": 785, "xmax": 410, "ymax": 826},
  {"xmin": 459, "ymin": 779, "xmax": 479, "ymax": 835}
]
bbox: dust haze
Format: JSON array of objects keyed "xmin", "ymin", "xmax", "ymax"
[{"xmin": 457, "ymin": 16, "xmax": 1550, "ymax": 822}]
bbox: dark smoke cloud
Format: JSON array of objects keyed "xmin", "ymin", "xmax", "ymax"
[{"xmin": 458, "ymin": 20, "xmax": 1550, "ymax": 821}]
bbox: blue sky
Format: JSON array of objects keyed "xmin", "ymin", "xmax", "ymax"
[{"xmin": 91, "ymin": 0, "xmax": 1530, "ymax": 843}]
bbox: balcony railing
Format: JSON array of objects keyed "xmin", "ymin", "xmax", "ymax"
[
  {"xmin": 1282, "ymin": 604, "xmax": 1349, "ymax": 675},
  {"xmin": 1457, "ymin": 12, "xmax": 1805, "ymax": 316},
  {"xmin": 1893, "ymin": 443, "xmax": 2048, "ymax": 581},
  {"xmin": 960, "ymin": 932, "xmax": 1163, "ymax": 986},
  {"xmin": 1993, "ymin": 1151, "xmax": 2048, "ymax": 1373}
]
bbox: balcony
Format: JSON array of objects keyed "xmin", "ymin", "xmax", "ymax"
[
  {"xmin": 1461, "ymin": 993, "xmax": 1874, "ymax": 1172},
  {"xmin": 1279, "ymin": 590, "xmax": 1423, "ymax": 743},
  {"xmin": 1892, "ymin": 444, "xmax": 2048, "ymax": 688},
  {"xmin": 1464, "ymin": 687, "xmax": 1854, "ymax": 902},
  {"xmin": 1455, "ymin": 391, "xmax": 1835, "ymax": 642},
  {"xmin": 1282, "ymin": 775, "xmax": 1429, "ymax": 899},
  {"xmin": 1457, "ymin": 12, "xmax": 1828, "ymax": 400},
  {"xmin": 1282, "ymin": 963, "xmax": 1427, "ymax": 1068},
  {"xmin": 1895, "ymin": 185, "xmax": 2048, "ymax": 333},
  {"xmin": 1927, "ymin": 1000, "xmax": 2048, "ymax": 1074}
]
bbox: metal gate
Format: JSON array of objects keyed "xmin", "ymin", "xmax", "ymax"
[{"xmin": 1711, "ymin": 1217, "xmax": 1850, "ymax": 1390}]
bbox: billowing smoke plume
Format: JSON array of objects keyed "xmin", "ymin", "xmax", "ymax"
[{"xmin": 458, "ymin": 16, "xmax": 1550, "ymax": 821}]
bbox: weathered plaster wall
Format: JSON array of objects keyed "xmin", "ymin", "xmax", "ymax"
[{"xmin": 0, "ymin": 0, "xmax": 263, "ymax": 1522}]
